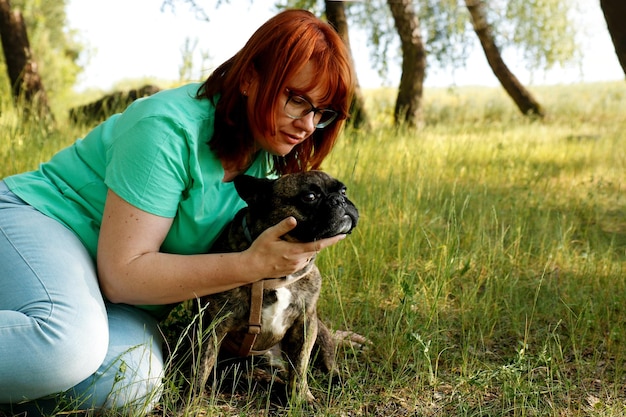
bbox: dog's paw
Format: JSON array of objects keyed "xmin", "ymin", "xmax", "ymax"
[{"xmin": 333, "ymin": 330, "xmax": 372, "ymax": 351}]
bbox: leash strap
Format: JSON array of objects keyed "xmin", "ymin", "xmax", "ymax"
[
  {"xmin": 237, "ymin": 280, "xmax": 264, "ymax": 357},
  {"xmin": 225, "ymin": 264, "xmax": 314, "ymax": 357}
]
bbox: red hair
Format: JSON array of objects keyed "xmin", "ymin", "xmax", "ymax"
[{"xmin": 198, "ymin": 9, "xmax": 355, "ymax": 174}]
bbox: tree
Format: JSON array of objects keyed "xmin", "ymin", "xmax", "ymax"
[
  {"xmin": 324, "ymin": 0, "xmax": 369, "ymax": 128},
  {"xmin": 387, "ymin": 0, "xmax": 426, "ymax": 127},
  {"xmin": 0, "ymin": 0, "xmax": 50, "ymax": 119},
  {"xmin": 464, "ymin": 0, "xmax": 544, "ymax": 117},
  {"xmin": 600, "ymin": 0, "xmax": 626, "ymax": 77},
  {"xmin": 349, "ymin": 0, "xmax": 578, "ymax": 124},
  {"xmin": 169, "ymin": 0, "xmax": 570, "ymax": 125},
  {"xmin": 0, "ymin": 0, "xmax": 81, "ymax": 119}
]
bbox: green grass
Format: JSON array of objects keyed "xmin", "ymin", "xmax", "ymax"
[{"xmin": 1, "ymin": 82, "xmax": 625, "ymax": 416}]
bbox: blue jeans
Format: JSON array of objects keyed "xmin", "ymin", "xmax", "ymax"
[{"xmin": 0, "ymin": 181, "xmax": 164, "ymax": 415}]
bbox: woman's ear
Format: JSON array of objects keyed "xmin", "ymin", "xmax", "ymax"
[{"xmin": 241, "ymin": 67, "xmax": 258, "ymax": 97}]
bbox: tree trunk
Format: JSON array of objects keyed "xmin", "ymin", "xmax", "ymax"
[
  {"xmin": 600, "ymin": 0, "xmax": 626, "ymax": 77},
  {"xmin": 0, "ymin": 0, "xmax": 51, "ymax": 120},
  {"xmin": 464, "ymin": 0, "xmax": 544, "ymax": 118},
  {"xmin": 387, "ymin": 0, "xmax": 426, "ymax": 128},
  {"xmin": 324, "ymin": 0, "xmax": 369, "ymax": 129}
]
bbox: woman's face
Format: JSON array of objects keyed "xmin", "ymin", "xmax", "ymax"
[{"xmin": 247, "ymin": 62, "xmax": 331, "ymax": 157}]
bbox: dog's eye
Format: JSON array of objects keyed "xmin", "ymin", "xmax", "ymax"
[
  {"xmin": 339, "ymin": 187, "xmax": 347, "ymax": 196},
  {"xmin": 302, "ymin": 192, "xmax": 317, "ymax": 203}
]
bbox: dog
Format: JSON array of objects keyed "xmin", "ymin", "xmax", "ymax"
[{"xmin": 191, "ymin": 170, "xmax": 359, "ymax": 403}]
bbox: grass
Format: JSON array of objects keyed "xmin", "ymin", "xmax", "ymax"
[{"xmin": 1, "ymin": 81, "xmax": 625, "ymax": 416}]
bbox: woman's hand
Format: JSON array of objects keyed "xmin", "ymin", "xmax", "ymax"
[{"xmin": 243, "ymin": 216, "xmax": 346, "ymax": 279}]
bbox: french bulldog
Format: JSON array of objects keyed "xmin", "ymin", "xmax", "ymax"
[{"xmin": 191, "ymin": 170, "xmax": 359, "ymax": 403}]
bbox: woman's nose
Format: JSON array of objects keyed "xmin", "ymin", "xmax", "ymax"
[{"xmin": 293, "ymin": 111, "xmax": 317, "ymax": 132}]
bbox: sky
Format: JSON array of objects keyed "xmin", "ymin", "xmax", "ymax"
[{"xmin": 66, "ymin": 0, "xmax": 624, "ymax": 92}]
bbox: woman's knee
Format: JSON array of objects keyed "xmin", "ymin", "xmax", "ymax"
[
  {"xmin": 43, "ymin": 317, "xmax": 111, "ymax": 384},
  {"xmin": 41, "ymin": 317, "xmax": 109, "ymax": 395},
  {"xmin": 0, "ymin": 310, "xmax": 109, "ymax": 403},
  {"xmin": 70, "ymin": 304, "xmax": 165, "ymax": 413}
]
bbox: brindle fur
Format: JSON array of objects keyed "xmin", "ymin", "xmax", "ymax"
[{"xmin": 192, "ymin": 171, "xmax": 358, "ymax": 403}]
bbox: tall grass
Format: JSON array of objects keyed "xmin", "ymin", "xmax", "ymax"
[
  {"xmin": 316, "ymin": 82, "xmax": 626, "ymax": 416},
  {"xmin": 1, "ymin": 82, "xmax": 625, "ymax": 416}
]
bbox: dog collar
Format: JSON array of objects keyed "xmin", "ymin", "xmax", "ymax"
[
  {"xmin": 262, "ymin": 261, "xmax": 316, "ymax": 289},
  {"xmin": 241, "ymin": 214, "xmax": 254, "ymax": 244}
]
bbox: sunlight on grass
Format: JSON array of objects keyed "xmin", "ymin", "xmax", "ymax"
[
  {"xmin": 1, "ymin": 82, "xmax": 625, "ymax": 416},
  {"xmin": 318, "ymin": 82, "xmax": 625, "ymax": 416}
]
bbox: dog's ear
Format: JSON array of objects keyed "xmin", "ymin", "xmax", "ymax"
[{"xmin": 233, "ymin": 175, "xmax": 274, "ymax": 205}]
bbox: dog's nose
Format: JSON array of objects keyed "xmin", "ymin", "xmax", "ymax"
[{"xmin": 329, "ymin": 194, "xmax": 347, "ymax": 207}]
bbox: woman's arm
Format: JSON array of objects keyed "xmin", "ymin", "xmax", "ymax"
[{"xmin": 97, "ymin": 190, "xmax": 344, "ymax": 305}]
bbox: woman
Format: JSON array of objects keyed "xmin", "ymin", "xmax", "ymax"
[{"xmin": 0, "ymin": 9, "xmax": 354, "ymax": 415}]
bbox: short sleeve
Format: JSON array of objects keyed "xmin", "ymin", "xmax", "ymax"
[{"xmin": 104, "ymin": 115, "xmax": 191, "ymax": 217}]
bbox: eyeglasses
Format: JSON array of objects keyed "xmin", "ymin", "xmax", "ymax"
[{"xmin": 284, "ymin": 89, "xmax": 338, "ymax": 129}]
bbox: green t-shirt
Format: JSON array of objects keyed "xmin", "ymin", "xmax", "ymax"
[{"xmin": 4, "ymin": 83, "xmax": 272, "ymax": 316}]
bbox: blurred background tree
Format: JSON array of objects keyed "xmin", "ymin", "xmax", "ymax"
[
  {"xmin": 0, "ymin": 0, "xmax": 588, "ymax": 125},
  {"xmin": 0, "ymin": 0, "xmax": 82, "ymax": 118},
  {"xmin": 279, "ymin": 0, "xmax": 578, "ymax": 125}
]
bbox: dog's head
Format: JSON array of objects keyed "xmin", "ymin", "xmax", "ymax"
[{"xmin": 234, "ymin": 171, "xmax": 359, "ymax": 243}]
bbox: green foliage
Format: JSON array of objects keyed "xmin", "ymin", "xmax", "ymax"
[
  {"xmin": 420, "ymin": 0, "xmax": 473, "ymax": 69},
  {"xmin": 279, "ymin": 0, "xmax": 580, "ymax": 83},
  {"xmin": 357, "ymin": 0, "xmax": 397, "ymax": 80},
  {"xmin": 0, "ymin": 0, "xmax": 83, "ymax": 116},
  {"xmin": 2, "ymin": 82, "xmax": 625, "ymax": 415},
  {"xmin": 500, "ymin": 0, "xmax": 581, "ymax": 71}
]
